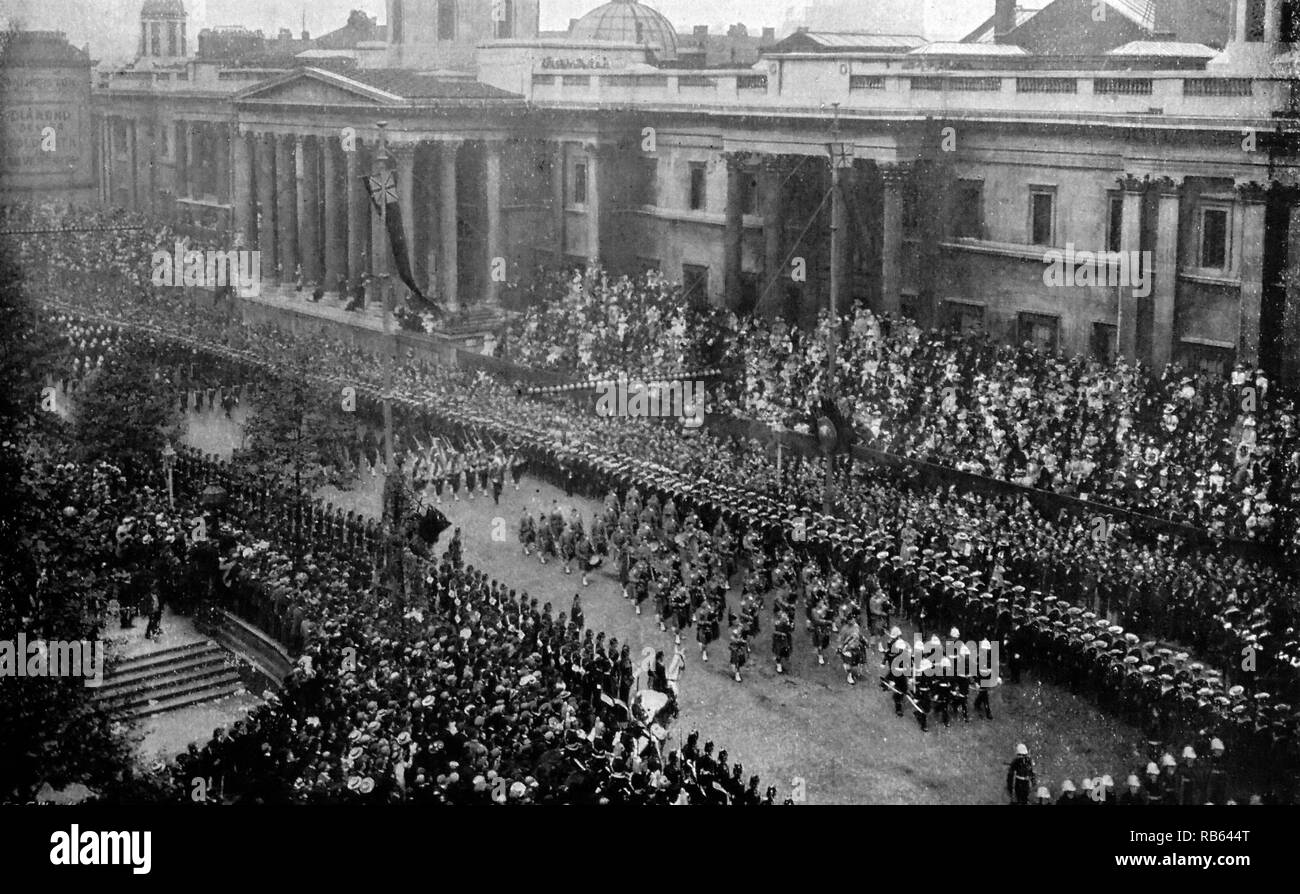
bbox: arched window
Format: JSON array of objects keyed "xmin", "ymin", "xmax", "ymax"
[{"xmin": 438, "ymin": 0, "xmax": 457, "ymax": 40}]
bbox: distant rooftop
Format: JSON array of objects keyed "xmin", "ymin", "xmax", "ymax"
[
  {"xmin": 343, "ymin": 68, "xmax": 520, "ymax": 101},
  {"xmin": 766, "ymin": 31, "xmax": 926, "ymax": 54},
  {"xmin": 910, "ymin": 42, "xmax": 1029, "ymax": 57},
  {"xmin": 1107, "ymin": 40, "xmax": 1218, "ymax": 58}
]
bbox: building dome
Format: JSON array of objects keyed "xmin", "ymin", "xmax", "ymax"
[
  {"xmin": 570, "ymin": 0, "xmax": 678, "ymax": 58},
  {"xmin": 141, "ymin": 0, "xmax": 186, "ymax": 17}
]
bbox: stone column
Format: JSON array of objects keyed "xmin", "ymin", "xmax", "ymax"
[
  {"xmin": 1238, "ymin": 182, "xmax": 1268, "ymax": 365},
  {"xmin": 1281, "ymin": 198, "xmax": 1300, "ymax": 384},
  {"xmin": 484, "ymin": 140, "xmax": 503, "ymax": 307},
  {"xmin": 880, "ymin": 163, "xmax": 906, "ymax": 316},
  {"xmin": 183, "ymin": 120, "xmax": 195, "ymax": 198},
  {"xmin": 1118, "ymin": 175, "xmax": 1146, "ymax": 362},
  {"xmin": 552, "ymin": 140, "xmax": 566, "ymax": 261},
  {"xmin": 440, "ymin": 139, "xmax": 462, "ymax": 312},
  {"xmin": 1150, "ymin": 178, "xmax": 1182, "ymax": 369},
  {"xmin": 214, "ymin": 124, "xmax": 230, "ymax": 205},
  {"xmin": 175, "ymin": 119, "xmax": 188, "ymax": 200},
  {"xmin": 760, "ymin": 156, "xmax": 785, "ymax": 316},
  {"xmin": 299, "ymin": 136, "xmax": 322, "ymax": 287},
  {"xmin": 724, "ymin": 152, "xmax": 746, "ymax": 311},
  {"xmin": 323, "ymin": 137, "xmax": 346, "ymax": 294},
  {"xmin": 346, "ymin": 141, "xmax": 366, "ymax": 297},
  {"xmin": 99, "ymin": 118, "xmax": 110, "ymax": 203},
  {"xmin": 585, "ymin": 142, "xmax": 601, "ymax": 266},
  {"xmin": 231, "ymin": 128, "xmax": 253, "ymax": 249},
  {"xmin": 255, "ymin": 132, "xmax": 277, "ymax": 283},
  {"xmin": 129, "ymin": 119, "xmax": 140, "ymax": 209},
  {"xmin": 275, "ymin": 133, "xmax": 298, "ymax": 285}
]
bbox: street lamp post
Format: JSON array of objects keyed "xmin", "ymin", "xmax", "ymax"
[
  {"xmin": 161, "ymin": 441, "xmax": 177, "ymax": 508},
  {"xmin": 825, "ymin": 104, "xmax": 852, "ymax": 516},
  {"xmin": 372, "ymin": 121, "xmax": 404, "ymax": 604},
  {"xmin": 374, "ymin": 121, "xmax": 397, "ymax": 472}
]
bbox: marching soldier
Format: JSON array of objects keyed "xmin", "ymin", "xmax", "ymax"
[
  {"xmin": 729, "ymin": 628, "xmax": 750, "ymax": 683},
  {"xmin": 973, "ymin": 639, "xmax": 996, "ymax": 720},
  {"xmin": 934, "ymin": 657, "xmax": 955, "ymax": 727},
  {"xmin": 1006, "ymin": 743, "xmax": 1035, "ymax": 805},
  {"xmin": 1205, "ymin": 738, "xmax": 1229, "ymax": 804},
  {"xmin": 772, "ymin": 611, "xmax": 794, "ymax": 675},
  {"xmin": 559, "ymin": 524, "xmax": 576, "ymax": 575},
  {"xmin": 571, "ymin": 593, "xmax": 585, "ymax": 631},
  {"xmin": 518, "ymin": 507, "xmax": 536, "ymax": 556},
  {"xmin": 810, "ymin": 597, "xmax": 833, "ymax": 666},
  {"xmin": 508, "ymin": 444, "xmax": 526, "ymax": 491},
  {"xmin": 839, "ymin": 617, "xmax": 865, "ymax": 686},
  {"xmin": 912, "ymin": 659, "xmax": 933, "ymax": 731},
  {"xmin": 575, "ymin": 532, "xmax": 594, "ymax": 587},
  {"xmin": 695, "ymin": 601, "xmax": 718, "ymax": 663},
  {"xmin": 490, "ymin": 449, "xmax": 506, "ymax": 505}
]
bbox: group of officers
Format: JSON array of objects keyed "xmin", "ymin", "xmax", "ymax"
[{"xmin": 1005, "ymin": 739, "xmax": 1242, "ymax": 805}]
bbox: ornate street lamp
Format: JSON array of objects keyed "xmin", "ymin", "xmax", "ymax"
[{"xmin": 161, "ymin": 441, "xmax": 177, "ymax": 508}]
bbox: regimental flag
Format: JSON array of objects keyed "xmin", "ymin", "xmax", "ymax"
[{"xmin": 363, "ymin": 169, "xmax": 442, "ymax": 316}]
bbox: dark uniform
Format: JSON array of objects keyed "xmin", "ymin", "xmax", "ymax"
[{"xmin": 1006, "ymin": 750, "xmax": 1035, "ymax": 805}]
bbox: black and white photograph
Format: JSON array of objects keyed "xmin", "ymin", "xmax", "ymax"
[{"xmin": 0, "ymin": 0, "xmax": 1295, "ymax": 870}]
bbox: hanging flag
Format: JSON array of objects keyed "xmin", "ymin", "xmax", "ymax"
[{"xmin": 363, "ymin": 169, "xmax": 442, "ymax": 316}]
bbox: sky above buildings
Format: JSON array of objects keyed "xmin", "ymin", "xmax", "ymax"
[{"xmin": 3, "ymin": 0, "xmax": 1008, "ymax": 63}]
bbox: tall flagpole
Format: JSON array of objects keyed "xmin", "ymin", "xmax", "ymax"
[
  {"xmin": 376, "ymin": 121, "xmax": 396, "ymax": 471},
  {"xmin": 375, "ymin": 120, "xmax": 403, "ymax": 604},
  {"xmin": 824, "ymin": 104, "xmax": 849, "ymax": 516}
]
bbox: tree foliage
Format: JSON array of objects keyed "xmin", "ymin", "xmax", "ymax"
[
  {"xmin": 71, "ymin": 333, "xmax": 182, "ymax": 483},
  {"xmin": 0, "ymin": 248, "xmax": 140, "ymax": 802},
  {"xmin": 237, "ymin": 343, "xmax": 357, "ymax": 495}
]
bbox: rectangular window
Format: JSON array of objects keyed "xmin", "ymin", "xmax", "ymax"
[
  {"xmin": 1199, "ymin": 206, "xmax": 1229, "ymax": 270},
  {"xmin": 1030, "ymin": 188, "xmax": 1055, "ymax": 246},
  {"xmin": 1091, "ymin": 322, "xmax": 1117, "ymax": 362},
  {"xmin": 689, "ymin": 163, "xmax": 707, "ymax": 211},
  {"xmin": 944, "ymin": 300, "xmax": 985, "ymax": 334},
  {"xmin": 1106, "ymin": 194, "xmax": 1123, "ymax": 253},
  {"xmin": 1180, "ymin": 343, "xmax": 1234, "ymax": 377},
  {"xmin": 572, "ymin": 161, "xmax": 587, "ymax": 205},
  {"xmin": 1018, "ymin": 311, "xmax": 1059, "ymax": 351},
  {"xmin": 953, "ymin": 180, "xmax": 983, "ymax": 239},
  {"xmin": 682, "ymin": 263, "xmax": 709, "ymax": 301},
  {"xmin": 633, "ymin": 156, "xmax": 657, "ymax": 207},
  {"xmin": 740, "ymin": 170, "xmax": 759, "ymax": 216}
]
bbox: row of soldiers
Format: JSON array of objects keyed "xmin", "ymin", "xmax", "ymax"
[
  {"xmin": 1006, "ymin": 740, "xmax": 1241, "ymax": 804},
  {"xmin": 409, "ymin": 436, "xmax": 527, "ymax": 506}
]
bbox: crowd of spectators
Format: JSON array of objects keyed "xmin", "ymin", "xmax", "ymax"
[{"xmin": 495, "ymin": 267, "xmax": 1300, "ymax": 554}]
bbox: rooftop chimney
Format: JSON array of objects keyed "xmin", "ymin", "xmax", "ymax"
[
  {"xmin": 994, "ymin": 0, "xmax": 1017, "ymax": 44},
  {"xmin": 761, "ymin": 27, "xmax": 775, "ymax": 42}
]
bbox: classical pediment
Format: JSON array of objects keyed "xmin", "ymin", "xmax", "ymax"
[{"xmin": 234, "ymin": 68, "xmax": 404, "ymax": 108}]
